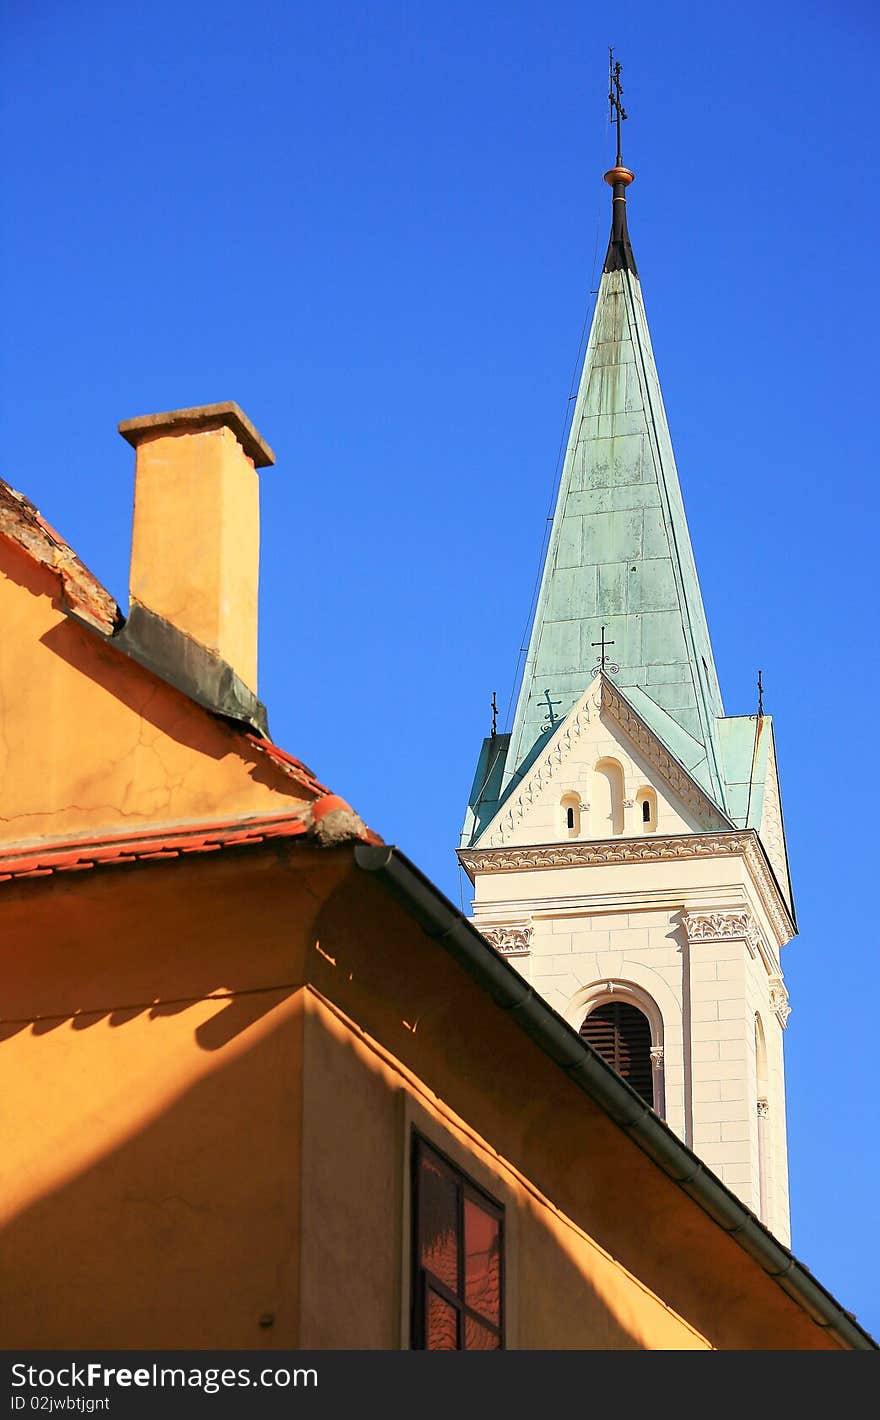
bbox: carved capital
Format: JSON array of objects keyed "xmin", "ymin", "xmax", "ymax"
[
  {"xmin": 649, "ymin": 1044, "xmax": 664, "ymax": 1070},
  {"xmin": 757, "ymin": 1099, "xmax": 770, "ymax": 1119},
  {"xmin": 682, "ymin": 909, "xmax": 761, "ymax": 959},
  {"xmin": 481, "ymin": 923, "xmax": 533, "ymax": 956},
  {"xmin": 768, "ymin": 973, "xmax": 791, "ymax": 1029}
]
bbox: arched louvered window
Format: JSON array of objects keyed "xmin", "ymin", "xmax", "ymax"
[{"xmin": 580, "ymin": 1001, "xmax": 654, "ymax": 1106}]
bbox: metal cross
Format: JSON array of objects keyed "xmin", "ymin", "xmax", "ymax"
[
  {"xmin": 540, "ymin": 688, "xmax": 563, "ymax": 732},
  {"xmin": 490, "ymin": 691, "xmax": 498, "ymax": 739},
  {"xmin": 591, "ymin": 626, "xmax": 620, "ymax": 677},
  {"xmin": 608, "ymin": 48, "xmax": 628, "ymax": 167}
]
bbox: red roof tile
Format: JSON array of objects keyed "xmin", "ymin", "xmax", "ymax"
[
  {"xmin": 0, "ymin": 477, "xmax": 121, "ymax": 635},
  {"xmin": 0, "ymin": 801, "xmax": 382, "ymax": 886},
  {"xmin": 244, "ymin": 734, "xmax": 330, "ymax": 797}
]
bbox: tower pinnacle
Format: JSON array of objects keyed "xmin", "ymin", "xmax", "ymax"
[{"xmin": 604, "ymin": 50, "xmax": 637, "ymax": 275}]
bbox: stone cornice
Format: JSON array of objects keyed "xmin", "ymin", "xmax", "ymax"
[{"xmin": 457, "ymin": 829, "xmax": 795, "ymax": 952}]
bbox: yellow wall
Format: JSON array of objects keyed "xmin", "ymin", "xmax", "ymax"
[
  {"xmin": 0, "ymin": 844, "xmax": 842, "ymax": 1350},
  {"xmin": 306, "ymin": 867, "xmax": 840, "ymax": 1350},
  {"xmin": 0, "ymin": 849, "xmax": 344, "ymax": 1348},
  {"xmin": 299, "ymin": 991, "xmax": 708, "ymax": 1349},
  {"xmin": 0, "ymin": 538, "xmax": 305, "ymax": 846}
]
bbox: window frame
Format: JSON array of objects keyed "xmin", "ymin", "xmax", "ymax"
[
  {"xmin": 410, "ymin": 1130, "xmax": 505, "ymax": 1350},
  {"xmin": 580, "ymin": 999, "xmax": 654, "ymax": 1108}
]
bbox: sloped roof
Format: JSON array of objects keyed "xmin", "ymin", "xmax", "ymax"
[
  {"xmin": 0, "ymin": 477, "xmax": 121, "ymax": 634},
  {"xmin": 0, "ymin": 801, "xmax": 379, "ymax": 886},
  {"xmin": 499, "ymin": 181, "xmax": 726, "ymax": 810}
]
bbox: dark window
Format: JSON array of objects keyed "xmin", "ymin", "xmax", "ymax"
[
  {"xmin": 580, "ymin": 1001, "xmax": 654, "ymax": 1106},
  {"xmin": 566, "ymin": 806, "xmax": 575, "ymax": 830},
  {"xmin": 411, "ymin": 1134, "xmax": 504, "ymax": 1350},
  {"xmin": 642, "ymin": 799, "xmax": 651, "ymax": 823}
]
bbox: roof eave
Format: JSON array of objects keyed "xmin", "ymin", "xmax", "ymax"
[{"xmin": 354, "ymin": 842, "xmax": 865, "ymax": 1348}]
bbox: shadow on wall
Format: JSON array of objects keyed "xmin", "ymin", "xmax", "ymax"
[
  {"xmin": 38, "ymin": 616, "xmax": 282, "ymax": 790},
  {"xmin": 2, "ymin": 541, "xmax": 288, "ymax": 795},
  {"xmin": 0, "ymin": 1002, "xmax": 305, "ymax": 1350}
]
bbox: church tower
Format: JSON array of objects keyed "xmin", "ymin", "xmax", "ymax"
[{"xmin": 458, "ymin": 93, "xmax": 795, "ymax": 1242}]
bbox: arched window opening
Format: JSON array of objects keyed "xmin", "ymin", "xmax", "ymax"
[
  {"xmin": 560, "ymin": 793, "xmax": 581, "ymax": 839},
  {"xmin": 755, "ymin": 1013, "xmax": 770, "ymax": 1227},
  {"xmin": 580, "ymin": 1001, "xmax": 653, "ymax": 1106},
  {"xmin": 636, "ymin": 786, "xmax": 657, "ymax": 834},
  {"xmin": 591, "ymin": 759, "xmax": 624, "ymax": 836}
]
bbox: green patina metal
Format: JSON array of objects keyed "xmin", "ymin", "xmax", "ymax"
[{"xmin": 462, "ymin": 184, "xmax": 779, "ymax": 852}]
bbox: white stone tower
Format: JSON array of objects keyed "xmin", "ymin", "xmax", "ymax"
[{"xmin": 458, "ymin": 153, "xmax": 795, "ymax": 1242}]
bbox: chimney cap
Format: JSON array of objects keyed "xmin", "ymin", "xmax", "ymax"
[{"xmin": 118, "ymin": 402, "xmax": 275, "ymax": 468}]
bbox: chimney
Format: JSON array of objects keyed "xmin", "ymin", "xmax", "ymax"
[{"xmin": 117, "ymin": 402, "xmax": 274, "ymax": 720}]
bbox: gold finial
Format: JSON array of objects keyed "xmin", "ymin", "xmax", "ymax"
[{"xmin": 604, "ymin": 166, "xmax": 635, "ymax": 189}]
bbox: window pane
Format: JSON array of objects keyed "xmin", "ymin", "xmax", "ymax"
[
  {"xmin": 465, "ymin": 1314, "xmax": 500, "ymax": 1350},
  {"xmin": 419, "ymin": 1153, "xmax": 459, "ymax": 1293},
  {"xmin": 464, "ymin": 1197, "xmax": 501, "ymax": 1323},
  {"xmin": 426, "ymin": 1288, "xmax": 459, "ymax": 1350}
]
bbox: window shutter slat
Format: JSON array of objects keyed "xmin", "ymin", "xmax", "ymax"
[{"xmin": 580, "ymin": 1001, "xmax": 654, "ymax": 1107}]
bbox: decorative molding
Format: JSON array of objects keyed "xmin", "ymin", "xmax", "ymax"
[
  {"xmin": 768, "ymin": 973, "xmax": 791, "ymax": 1030},
  {"xmin": 649, "ymin": 1044, "xmax": 664, "ymax": 1070},
  {"xmin": 480, "ymin": 924, "xmax": 533, "ymax": 956},
  {"xmin": 600, "ymin": 679, "xmax": 728, "ymax": 830},
  {"xmin": 478, "ymin": 674, "xmax": 731, "ymax": 853},
  {"xmin": 458, "ymin": 828, "xmax": 795, "ymax": 952},
  {"xmin": 682, "ymin": 908, "xmax": 761, "ymax": 960},
  {"xmin": 757, "ymin": 1099, "xmax": 770, "ymax": 1119},
  {"xmin": 485, "ymin": 700, "xmax": 596, "ymax": 848}
]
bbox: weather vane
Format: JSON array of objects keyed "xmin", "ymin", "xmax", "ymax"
[
  {"xmin": 608, "ymin": 47, "xmax": 628, "ymax": 167},
  {"xmin": 591, "ymin": 626, "xmax": 620, "ymax": 677}
]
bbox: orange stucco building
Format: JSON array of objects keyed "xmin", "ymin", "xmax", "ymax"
[{"xmin": 0, "ymin": 404, "xmax": 872, "ymax": 1350}]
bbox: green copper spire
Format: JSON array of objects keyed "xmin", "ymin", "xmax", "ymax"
[
  {"xmin": 462, "ymin": 159, "xmax": 730, "ymax": 844},
  {"xmin": 505, "ymin": 167, "xmax": 724, "ymax": 797}
]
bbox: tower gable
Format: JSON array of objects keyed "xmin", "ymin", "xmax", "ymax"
[
  {"xmin": 500, "ymin": 255, "xmax": 726, "ymax": 810},
  {"xmin": 471, "ymin": 675, "xmax": 730, "ymax": 850}
]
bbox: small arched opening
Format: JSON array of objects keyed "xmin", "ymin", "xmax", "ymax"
[
  {"xmin": 591, "ymin": 758, "xmax": 625, "ymax": 836},
  {"xmin": 560, "ymin": 792, "xmax": 581, "ymax": 839},
  {"xmin": 636, "ymin": 786, "xmax": 657, "ymax": 834}
]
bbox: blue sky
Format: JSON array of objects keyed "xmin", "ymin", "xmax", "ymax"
[{"xmin": 3, "ymin": 0, "xmax": 878, "ymax": 1339}]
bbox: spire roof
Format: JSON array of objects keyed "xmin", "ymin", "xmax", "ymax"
[
  {"xmin": 498, "ymin": 170, "xmax": 726, "ymax": 805},
  {"xmin": 462, "ymin": 166, "xmax": 735, "ymax": 846}
]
